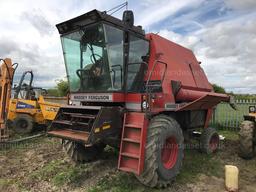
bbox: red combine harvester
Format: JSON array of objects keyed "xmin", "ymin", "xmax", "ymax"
[{"xmin": 48, "ymin": 10, "xmax": 232, "ymax": 187}]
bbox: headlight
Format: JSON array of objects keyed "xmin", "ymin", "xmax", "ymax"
[
  {"xmin": 142, "ymin": 100, "xmax": 148, "ymax": 109},
  {"xmin": 249, "ymin": 106, "xmax": 255, "ymax": 113}
]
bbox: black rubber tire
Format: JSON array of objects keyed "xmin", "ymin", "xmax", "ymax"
[
  {"xmin": 239, "ymin": 120, "xmax": 255, "ymax": 159},
  {"xmin": 136, "ymin": 115, "xmax": 184, "ymax": 188},
  {"xmin": 200, "ymin": 127, "xmax": 219, "ymax": 154},
  {"xmin": 13, "ymin": 114, "xmax": 34, "ymax": 134},
  {"xmin": 62, "ymin": 140, "xmax": 106, "ymax": 163}
]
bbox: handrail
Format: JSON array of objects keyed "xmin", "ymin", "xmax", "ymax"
[
  {"xmin": 145, "ymin": 60, "xmax": 167, "ymax": 114},
  {"xmin": 146, "ymin": 60, "xmax": 167, "ymax": 87}
]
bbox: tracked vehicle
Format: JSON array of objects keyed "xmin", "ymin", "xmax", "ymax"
[{"xmin": 48, "ymin": 9, "xmax": 232, "ymax": 187}]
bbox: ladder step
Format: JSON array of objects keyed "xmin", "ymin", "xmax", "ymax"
[
  {"xmin": 125, "ymin": 124, "xmax": 142, "ymax": 129},
  {"xmin": 121, "ymin": 152, "xmax": 140, "ymax": 159},
  {"xmin": 62, "ymin": 112, "xmax": 96, "ymax": 119},
  {"xmin": 53, "ymin": 120, "xmax": 88, "ymax": 126},
  {"xmin": 76, "ymin": 122, "xmax": 89, "ymax": 126},
  {"xmin": 53, "ymin": 120, "xmax": 72, "ymax": 125},
  {"xmin": 122, "ymin": 138, "xmax": 140, "ymax": 143},
  {"xmin": 48, "ymin": 129, "xmax": 89, "ymax": 143},
  {"xmin": 118, "ymin": 112, "xmax": 148, "ymax": 175}
]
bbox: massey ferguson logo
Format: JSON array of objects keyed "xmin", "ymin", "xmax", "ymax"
[{"xmin": 71, "ymin": 94, "xmax": 113, "ymax": 102}]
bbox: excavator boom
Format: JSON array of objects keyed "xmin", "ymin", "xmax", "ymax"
[{"xmin": 0, "ymin": 58, "xmax": 17, "ymax": 141}]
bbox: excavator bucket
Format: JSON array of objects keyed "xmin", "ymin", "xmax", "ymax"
[{"xmin": 47, "ymin": 105, "xmax": 123, "ymax": 145}]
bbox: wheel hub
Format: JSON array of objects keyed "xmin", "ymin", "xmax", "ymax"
[
  {"xmin": 161, "ymin": 136, "xmax": 178, "ymax": 169},
  {"xmin": 19, "ymin": 120, "xmax": 28, "ymax": 129}
]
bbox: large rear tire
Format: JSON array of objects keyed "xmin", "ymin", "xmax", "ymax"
[
  {"xmin": 62, "ymin": 140, "xmax": 106, "ymax": 162},
  {"xmin": 13, "ymin": 114, "xmax": 34, "ymax": 134},
  {"xmin": 239, "ymin": 120, "xmax": 255, "ymax": 159},
  {"xmin": 136, "ymin": 115, "xmax": 184, "ymax": 188}
]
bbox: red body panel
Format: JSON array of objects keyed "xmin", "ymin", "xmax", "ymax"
[{"xmin": 145, "ymin": 33, "xmax": 213, "ymax": 105}]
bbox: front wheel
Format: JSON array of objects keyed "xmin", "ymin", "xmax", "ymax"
[
  {"xmin": 13, "ymin": 114, "xmax": 34, "ymax": 134},
  {"xmin": 62, "ymin": 140, "xmax": 106, "ymax": 163},
  {"xmin": 136, "ymin": 115, "xmax": 184, "ymax": 188},
  {"xmin": 239, "ymin": 121, "xmax": 255, "ymax": 159}
]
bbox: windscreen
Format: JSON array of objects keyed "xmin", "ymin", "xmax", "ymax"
[{"xmin": 61, "ymin": 23, "xmax": 124, "ymax": 92}]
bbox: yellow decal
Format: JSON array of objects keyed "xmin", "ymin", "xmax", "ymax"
[
  {"xmin": 94, "ymin": 128, "xmax": 100, "ymax": 133},
  {"xmin": 102, "ymin": 125, "xmax": 111, "ymax": 130}
]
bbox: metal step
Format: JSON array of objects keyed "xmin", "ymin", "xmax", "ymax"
[
  {"xmin": 48, "ymin": 129, "xmax": 89, "ymax": 143},
  {"xmin": 62, "ymin": 112, "xmax": 96, "ymax": 119},
  {"xmin": 53, "ymin": 120, "xmax": 72, "ymax": 125},
  {"xmin": 118, "ymin": 112, "xmax": 148, "ymax": 175},
  {"xmin": 52, "ymin": 120, "xmax": 89, "ymax": 126}
]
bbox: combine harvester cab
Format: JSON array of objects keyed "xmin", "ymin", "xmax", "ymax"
[{"xmin": 47, "ymin": 9, "xmax": 234, "ymax": 187}]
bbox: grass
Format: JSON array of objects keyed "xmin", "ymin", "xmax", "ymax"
[
  {"xmin": 88, "ymin": 172, "xmax": 145, "ymax": 192},
  {"xmin": 218, "ymin": 130, "xmax": 239, "ymax": 141},
  {"xmin": 88, "ymin": 148, "xmax": 223, "ymax": 192},
  {"xmin": 29, "ymin": 159, "xmax": 89, "ymax": 187},
  {"xmin": 176, "ymin": 149, "xmax": 222, "ymax": 184}
]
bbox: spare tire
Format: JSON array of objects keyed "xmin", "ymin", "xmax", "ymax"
[
  {"xmin": 13, "ymin": 114, "xmax": 34, "ymax": 134},
  {"xmin": 239, "ymin": 120, "xmax": 255, "ymax": 159}
]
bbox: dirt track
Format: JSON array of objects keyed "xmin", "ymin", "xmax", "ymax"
[{"xmin": 0, "ymin": 134, "xmax": 255, "ymax": 192}]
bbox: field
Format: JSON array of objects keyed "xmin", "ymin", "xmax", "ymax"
[{"xmin": 1, "ymin": 130, "xmax": 256, "ymax": 192}]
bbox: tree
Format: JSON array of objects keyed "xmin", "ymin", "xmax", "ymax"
[
  {"xmin": 212, "ymin": 84, "xmax": 226, "ymax": 94},
  {"xmin": 47, "ymin": 79, "xmax": 69, "ymax": 97},
  {"xmin": 56, "ymin": 80, "xmax": 69, "ymax": 96}
]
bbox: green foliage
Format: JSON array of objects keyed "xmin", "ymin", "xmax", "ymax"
[
  {"xmin": 46, "ymin": 79, "xmax": 69, "ymax": 97},
  {"xmin": 233, "ymin": 94, "xmax": 256, "ymax": 100},
  {"xmin": 212, "ymin": 84, "xmax": 226, "ymax": 94},
  {"xmin": 46, "ymin": 88, "xmax": 59, "ymax": 97},
  {"xmin": 56, "ymin": 79, "xmax": 69, "ymax": 96}
]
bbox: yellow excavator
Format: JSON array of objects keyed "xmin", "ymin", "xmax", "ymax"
[
  {"xmin": 0, "ymin": 58, "xmax": 18, "ymax": 141},
  {"xmin": 7, "ymin": 70, "xmax": 66, "ymax": 134}
]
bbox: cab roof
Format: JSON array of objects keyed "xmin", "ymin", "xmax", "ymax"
[{"xmin": 56, "ymin": 9, "xmax": 145, "ymax": 37}]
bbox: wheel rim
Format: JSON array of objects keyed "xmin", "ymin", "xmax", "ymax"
[
  {"xmin": 210, "ymin": 134, "xmax": 219, "ymax": 151},
  {"xmin": 161, "ymin": 136, "xmax": 178, "ymax": 169}
]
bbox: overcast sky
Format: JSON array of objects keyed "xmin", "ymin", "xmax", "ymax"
[{"xmin": 0, "ymin": 0, "xmax": 255, "ymax": 93}]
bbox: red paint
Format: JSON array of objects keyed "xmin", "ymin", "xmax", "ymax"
[
  {"xmin": 210, "ymin": 134, "xmax": 219, "ymax": 151},
  {"xmin": 176, "ymin": 88, "xmax": 229, "ymax": 102},
  {"xmin": 161, "ymin": 137, "xmax": 178, "ymax": 169},
  {"xmin": 118, "ymin": 112, "xmax": 148, "ymax": 175},
  {"xmin": 204, "ymin": 109, "xmax": 213, "ymax": 128},
  {"xmin": 176, "ymin": 94, "xmax": 230, "ymax": 111},
  {"xmin": 112, "ymin": 93, "xmax": 125, "ymax": 102}
]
